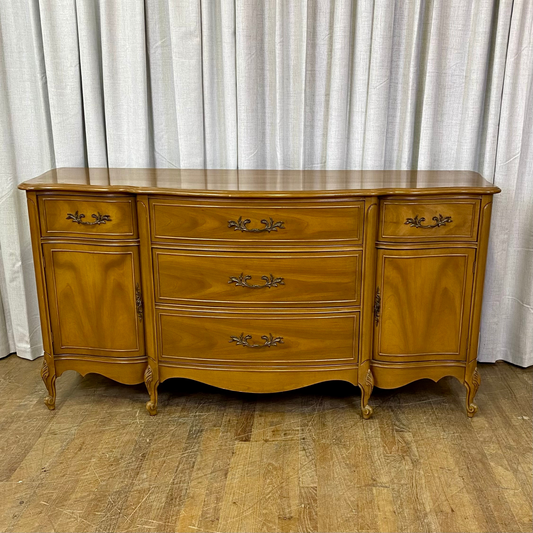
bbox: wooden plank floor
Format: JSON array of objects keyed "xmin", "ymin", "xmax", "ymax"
[{"xmin": 0, "ymin": 356, "xmax": 531, "ymax": 533}]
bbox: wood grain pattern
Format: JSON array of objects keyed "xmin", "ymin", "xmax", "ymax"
[
  {"xmin": 151, "ymin": 199, "xmax": 364, "ymax": 245},
  {"xmin": 158, "ymin": 365, "xmax": 359, "ymax": 394},
  {"xmin": 467, "ymin": 197, "xmax": 494, "ymax": 366},
  {"xmin": 136, "ymin": 195, "xmax": 160, "ymax": 415},
  {"xmin": 374, "ymin": 247, "xmax": 475, "ymax": 362},
  {"xmin": 19, "ymin": 167, "xmax": 501, "ymax": 196},
  {"xmin": 18, "ymin": 170, "xmax": 500, "ymax": 417},
  {"xmin": 157, "ymin": 310, "xmax": 359, "ymax": 366},
  {"xmin": 0, "ymin": 355, "xmax": 530, "ymax": 533},
  {"xmin": 43, "ymin": 243, "xmax": 144, "ymax": 357},
  {"xmin": 26, "ymin": 192, "xmax": 57, "ymax": 409},
  {"xmin": 39, "ymin": 194, "xmax": 137, "ymax": 238},
  {"xmin": 358, "ymin": 198, "xmax": 379, "ymax": 418},
  {"xmin": 372, "ymin": 360, "xmax": 467, "ymax": 389},
  {"xmin": 154, "ymin": 249, "xmax": 361, "ymax": 306},
  {"xmin": 380, "ymin": 197, "xmax": 480, "ymax": 241},
  {"xmin": 463, "ymin": 196, "xmax": 495, "ymax": 417},
  {"xmin": 53, "ymin": 355, "xmax": 146, "ymax": 385}
]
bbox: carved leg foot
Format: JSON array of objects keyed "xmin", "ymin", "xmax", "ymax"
[
  {"xmin": 464, "ymin": 367, "xmax": 481, "ymax": 418},
  {"xmin": 146, "ymin": 399, "xmax": 158, "ymax": 416},
  {"xmin": 41, "ymin": 355, "xmax": 56, "ymax": 410},
  {"xmin": 361, "ymin": 403, "xmax": 374, "ymax": 420},
  {"xmin": 144, "ymin": 364, "xmax": 158, "ymax": 416},
  {"xmin": 359, "ymin": 368, "xmax": 374, "ymax": 419}
]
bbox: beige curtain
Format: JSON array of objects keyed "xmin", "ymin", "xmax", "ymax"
[{"xmin": 0, "ymin": 0, "xmax": 531, "ymax": 366}]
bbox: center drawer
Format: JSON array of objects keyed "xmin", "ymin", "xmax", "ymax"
[
  {"xmin": 150, "ymin": 199, "xmax": 364, "ymax": 245},
  {"xmin": 153, "ymin": 249, "xmax": 362, "ymax": 307},
  {"xmin": 157, "ymin": 310, "xmax": 359, "ymax": 366}
]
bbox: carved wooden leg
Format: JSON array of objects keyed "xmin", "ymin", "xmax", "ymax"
[
  {"xmin": 144, "ymin": 363, "xmax": 159, "ymax": 416},
  {"xmin": 358, "ymin": 368, "xmax": 374, "ymax": 419},
  {"xmin": 464, "ymin": 366, "xmax": 481, "ymax": 418},
  {"xmin": 40, "ymin": 353, "xmax": 56, "ymax": 410}
]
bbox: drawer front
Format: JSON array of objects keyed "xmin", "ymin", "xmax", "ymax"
[
  {"xmin": 380, "ymin": 198, "xmax": 480, "ymax": 241},
  {"xmin": 158, "ymin": 310, "xmax": 359, "ymax": 366},
  {"xmin": 154, "ymin": 249, "xmax": 362, "ymax": 307},
  {"xmin": 39, "ymin": 195, "xmax": 137, "ymax": 238},
  {"xmin": 151, "ymin": 199, "xmax": 364, "ymax": 245}
]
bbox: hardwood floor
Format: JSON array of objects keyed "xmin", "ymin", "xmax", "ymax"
[{"xmin": 0, "ymin": 356, "xmax": 531, "ymax": 533}]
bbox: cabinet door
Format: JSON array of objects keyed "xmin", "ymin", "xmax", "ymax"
[
  {"xmin": 374, "ymin": 248, "xmax": 475, "ymax": 363},
  {"xmin": 43, "ymin": 243, "xmax": 144, "ymax": 357}
]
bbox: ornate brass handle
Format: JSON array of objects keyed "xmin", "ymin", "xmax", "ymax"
[
  {"xmin": 228, "ymin": 273, "xmax": 284, "ymax": 289},
  {"xmin": 374, "ymin": 287, "xmax": 381, "ymax": 326},
  {"xmin": 66, "ymin": 211, "xmax": 112, "ymax": 225},
  {"xmin": 135, "ymin": 283, "xmax": 143, "ymax": 321},
  {"xmin": 228, "ymin": 216, "xmax": 285, "ymax": 233},
  {"xmin": 229, "ymin": 333, "xmax": 283, "ymax": 348},
  {"xmin": 404, "ymin": 214, "xmax": 452, "ymax": 229}
]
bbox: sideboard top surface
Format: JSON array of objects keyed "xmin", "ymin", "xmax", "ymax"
[{"xmin": 19, "ymin": 168, "xmax": 500, "ymax": 197}]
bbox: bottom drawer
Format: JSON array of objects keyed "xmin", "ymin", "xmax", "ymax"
[{"xmin": 157, "ymin": 310, "xmax": 359, "ymax": 366}]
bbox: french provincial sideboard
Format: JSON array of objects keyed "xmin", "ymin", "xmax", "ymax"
[{"xmin": 19, "ymin": 169, "xmax": 500, "ymax": 418}]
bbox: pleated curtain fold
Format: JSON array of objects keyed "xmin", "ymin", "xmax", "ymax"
[{"xmin": 0, "ymin": 0, "xmax": 531, "ymax": 365}]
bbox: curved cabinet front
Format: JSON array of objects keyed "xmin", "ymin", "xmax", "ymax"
[
  {"xmin": 153, "ymin": 248, "xmax": 362, "ymax": 307},
  {"xmin": 157, "ymin": 309, "xmax": 360, "ymax": 367},
  {"xmin": 374, "ymin": 247, "xmax": 475, "ymax": 363},
  {"xmin": 43, "ymin": 242, "xmax": 145, "ymax": 358},
  {"xmin": 19, "ymin": 169, "xmax": 500, "ymax": 418}
]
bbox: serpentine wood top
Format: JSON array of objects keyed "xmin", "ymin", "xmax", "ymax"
[{"xmin": 19, "ymin": 168, "xmax": 500, "ymax": 197}]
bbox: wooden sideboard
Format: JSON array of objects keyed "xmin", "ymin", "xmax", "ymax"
[{"xmin": 19, "ymin": 169, "xmax": 500, "ymax": 418}]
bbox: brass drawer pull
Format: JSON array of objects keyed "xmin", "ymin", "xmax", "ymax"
[
  {"xmin": 66, "ymin": 211, "xmax": 112, "ymax": 225},
  {"xmin": 404, "ymin": 214, "xmax": 452, "ymax": 229},
  {"xmin": 229, "ymin": 333, "xmax": 284, "ymax": 348},
  {"xmin": 228, "ymin": 273, "xmax": 285, "ymax": 289},
  {"xmin": 228, "ymin": 216, "xmax": 285, "ymax": 233}
]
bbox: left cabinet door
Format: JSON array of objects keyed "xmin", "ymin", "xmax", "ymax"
[{"xmin": 43, "ymin": 243, "xmax": 145, "ymax": 357}]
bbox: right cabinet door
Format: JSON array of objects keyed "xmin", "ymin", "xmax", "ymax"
[{"xmin": 374, "ymin": 247, "xmax": 476, "ymax": 363}]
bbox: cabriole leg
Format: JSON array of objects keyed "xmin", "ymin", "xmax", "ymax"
[
  {"xmin": 41, "ymin": 352, "xmax": 56, "ymax": 410},
  {"xmin": 464, "ymin": 366, "xmax": 481, "ymax": 418},
  {"xmin": 144, "ymin": 362, "xmax": 159, "ymax": 416},
  {"xmin": 359, "ymin": 368, "xmax": 374, "ymax": 419}
]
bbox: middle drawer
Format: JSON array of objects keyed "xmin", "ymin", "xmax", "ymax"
[{"xmin": 153, "ymin": 248, "xmax": 362, "ymax": 307}]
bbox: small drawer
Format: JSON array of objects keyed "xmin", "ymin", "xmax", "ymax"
[
  {"xmin": 380, "ymin": 198, "xmax": 480, "ymax": 242},
  {"xmin": 157, "ymin": 310, "xmax": 359, "ymax": 366},
  {"xmin": 150, "ymin": 199, "xmax": 364, "ymax": 245},
  {"xmin": 153, "ymin": 249, "xmax": 362, "ymax": 307},
  {"xmin": 39, "ymin": 195, "xmax": 137, "ymax": 239}
]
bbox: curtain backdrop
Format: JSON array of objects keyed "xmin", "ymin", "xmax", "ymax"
[{"xmin": 0, "ymin": 0, "xmax": 531, "ymax": 366}]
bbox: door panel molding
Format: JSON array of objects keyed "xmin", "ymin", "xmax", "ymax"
[
  {"xmin": 374, "ymin": 248, "xmax": 476, "ymax": 363},
  {"xmin": 43, "ymin": 243, "xmax": 145, "ymax": 357}
]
